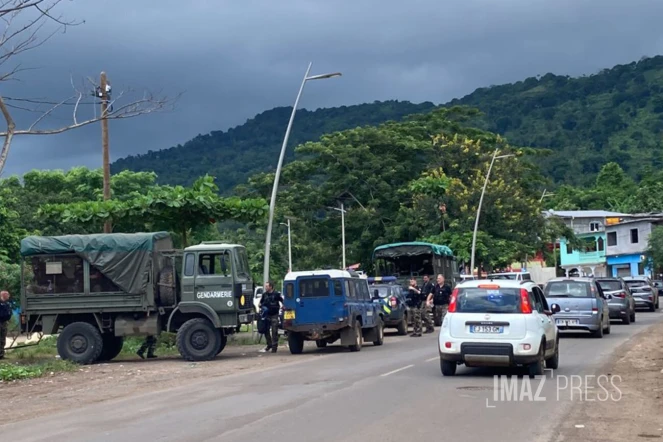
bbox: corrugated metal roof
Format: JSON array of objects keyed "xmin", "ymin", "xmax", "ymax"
[{"xmin": 544, "ymin": 210, "xmax": 629, "ymax": 218}]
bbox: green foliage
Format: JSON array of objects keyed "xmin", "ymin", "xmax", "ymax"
[
  {"xmin": 646, "ymin": 226, "xmax": 663, "ymax": 273},
  {"xmin": 111, "ymin": 100, "xmax": 438, "ymax": 192},
  {"xmin": 0, "ymin": 261, "xmax": 21, "ymax": 308},
  {"xmin": 0, "ymin": 360, "xmax": 77, "ymax": 382}
]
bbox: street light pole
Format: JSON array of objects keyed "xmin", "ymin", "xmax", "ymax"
[
  {"xmin": 470, "ymin": 150, "xmax": 515, "ymax": 277},
  {"xmin": 262, "ymin": 64, "xmax": 341, "ymax": 284},
  {"xmin": 328, "ymin": 203, "xmax": 347, "ymax": 269},
  {"xmin": 280, "ymin": 219, "xmax": 292, "ymax": 272}
]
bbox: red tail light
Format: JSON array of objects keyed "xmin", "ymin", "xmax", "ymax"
[
  {"xmin": 520, "ymin": 289, "xmax": 532, "ymax": 313},
  {"xmin": 448, "ymin": 289, "xmax": 458, "ymax": 312},
  {"xmin": 592, "ymin": 307, "xmax": 598, "ymax": 312},
  {"xmin": 390, "ymin": 296, "xmax": 398, "ymax": 307},
  {"xmin": 614, "ymin": 292, "xmax": 626, "ymax": 298},
  {"xmin": 649, "ymin": 296, "xmax": 654, "ymax": 301}
]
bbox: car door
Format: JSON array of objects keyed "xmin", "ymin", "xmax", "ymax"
[
  {"xmin": 533, "ymin": 286, "xmax": 556, "ymax": 346},
  {"xmin": 194, "ymin": 250, "xmax": 235, "ymax": 313},
  {"xmin": 594, "ymin": 282, "xmax": 608, "ymax": 326}
]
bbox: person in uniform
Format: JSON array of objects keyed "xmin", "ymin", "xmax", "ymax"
[
  {"xmin": 0, "ymin": 290, "xmax": 12, "ymax": 360},
  {"xmin": 431, "ymin": 274, "xmax": 452, "ymax": 325},
  {"xmin": 407, "ymin": 278, "xmax": 423, "ymax": 337},
  {"xmin": 137, "ymin": 335, "xmax": 157, "ymax": 359},
  {"xmin": 260, "ymin": 281, "xmax": 284, "ymax": 353}
]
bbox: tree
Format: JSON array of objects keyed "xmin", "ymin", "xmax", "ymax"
[
  {"xmin": 0, "ymin": 0, "xmax": 176, "ymax": 175},
  {"xmin": 39, "ymin": 175, "xmax": 269, "ymax": 246},
  {"xmin": 646, "ymin": 226, "xmax": 663, "ymax": 274}
]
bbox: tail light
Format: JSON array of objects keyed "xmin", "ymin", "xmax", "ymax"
[
  {"xmin": 614, "ymin": 292, "xmax": 626, "ymax": 298},
  {"xmin": 390, "ymin": 296, "xmax": 398, "ymax": 307},
  {"xmin": 448, "ymin": 289, "xmax": 458, "ymax": 312},
  {"xmin": 520, "ymin": 289, "xmax": 532, "ymax": 313},
  {"xmin": 592, "ymin": 307, "xmax": 598, "ymax": 312},
  {"xmin": 649, "ymin": 296, "xmax": 654, "ymax": 301}
]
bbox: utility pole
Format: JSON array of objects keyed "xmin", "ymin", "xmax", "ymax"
[{"xmin": 100, "ymin": 71, "xmax": 111, "ymax": 233}]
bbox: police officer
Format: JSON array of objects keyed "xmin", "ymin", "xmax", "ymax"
[
  {"xmin": 407, "ymin": 278, "xmax": 423, "ymax": 337},
  {"xmin": 430, "ymin": 274, "xmax": 452, "ymax": 325},
  {"xmin": 260, "ymin": 281, "xmax": 284, "ymax": 353},
  {"xmin": 0, "ymin": 290, "xmax": 12, "ymax": 360}
]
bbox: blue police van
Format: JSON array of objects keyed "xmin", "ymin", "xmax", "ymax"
[{"xmin": 282, "ymin": 269, "xmax": 384, "ymax": 354}]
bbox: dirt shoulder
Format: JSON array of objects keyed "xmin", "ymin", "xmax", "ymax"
[
  {"xmin": 0, "ymin": 343, "xmax": 321, "ymax": 425},
  {"xmin": 552, "ymin": 322, "xmax": 663, "ymax": 441}
]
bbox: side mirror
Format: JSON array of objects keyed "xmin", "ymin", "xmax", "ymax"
[
  {"xmin": 220, "ymin": 257, "xmax": 228, "ymax": 274},
  {"xmin": 550, "ymin": 303, "xmax": 561, "ymax": 314}
]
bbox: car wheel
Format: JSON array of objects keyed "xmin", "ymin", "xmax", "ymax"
[
  {"xmin": 348, "ymin": 322, "xmax": 362, "ymax": 352},
  {"xmin": 545, "ymin": 337, "xmax": 559, "ymax": 370},
  {"xmin": 604, "ymin": 320, "xmax": 611, "ymax": 335},
  {"xmin": 397, "ymin": 315, "xmax": 408, "ymax": 335},
  {"xmin": 630, "ymin": 311, "xmax": 636, "ymax": 322},
  {"xmin": 592, "ymin": 322, "xmax": 604, "ymax": 338},
  {"xmin": 440, "ymin": 359, "xmax": 457, "ymax": 376},
  {"xmin": 622, "ymin": 312, "xmax": 631, "ymax": 325},
  {"xmin": 649, "ymin": 303, "xmax": 656, "ymax": 312},
  {"xmin": 373, "ymin": 319, "xmax": 384, "ymax": 346},
  {"xmin": 528, "ymin": 343, "xmax": 545, "ymax": 378}
]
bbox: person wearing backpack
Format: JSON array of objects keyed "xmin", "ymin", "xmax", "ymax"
[
  {"xmin": 259, "ymin": 281, "xmax": 284, "ymax": 353},
  {"xmin": 0, "ymin": 290, "xmax": 12, "ymax": 360},
  {"xmin": 430, "ymin": 274, "xmax": 452, "ymax": 325}
]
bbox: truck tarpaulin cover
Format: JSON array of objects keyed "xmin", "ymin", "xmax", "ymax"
[
  {"xmin": 373, "ymin": 241, "xmax": 453, "ymax": 259},
  {"xmin": 20, "ymin": 232, "xmax": 172, "ymax": 295}
]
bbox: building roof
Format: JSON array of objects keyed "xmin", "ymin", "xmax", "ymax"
[
  {"xmin": 606, "ymin": 217, "xmax": 663, "ymax": 227},
  {"xmin": 544, "ymin": 210, "xmax": 629, "ymax": 218}
]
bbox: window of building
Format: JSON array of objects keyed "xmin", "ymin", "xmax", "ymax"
[
  {"xmin": 597, "ymin": 237, "xmax": 605, "ymax": 252},
  {"xmin": 630, "ymin": 228, "xmax": 639, "ymax": 244},
  {"xmin": 607, "ymin": 232, "xmax": 617, "ymax": 246},
  {"xmin": 566, "ymin": 243, "xmax": 573, "ymax": 254},
  {"xmin": 25, "ymin": 254, "xmax": 84, "ymax": 295},
  {"xmin": 590, "ymin": 222, "xmax": 600, "ymax": 232}
]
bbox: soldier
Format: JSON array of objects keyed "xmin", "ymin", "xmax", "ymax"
[
  {"xmin": 260, "ymin": 281, "xmax": 284, "ymax": 353},
  {"xmin": 431, "ymin": 274, "xmax": 452, "ymax": 325},
  {"xmin": 136, "ymin": 335, "xmax": 157, "ymax": 359},
  {"xmin": 407, "ymin": 278, "xmax": 423, "ymax": 337},
  {"xmin": 0, "ymin": 290, "xmax": 12, "ymax": 360}
]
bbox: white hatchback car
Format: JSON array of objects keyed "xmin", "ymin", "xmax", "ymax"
[{"xmin": 438, "ymin": 279, "xmax": 561, "ymax": 377}]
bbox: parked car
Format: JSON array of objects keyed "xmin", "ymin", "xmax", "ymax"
[
  {"xmin": 543, "ymin": 277, "xmax": 611, "ymax": 338},
  {"xmin": 368, "ymin": 277, "xmax": 409, "ymax": 335},
  {"xmin": 622, "ymin": 276, "xmax": 659, "ymax": 312},
  {"xmin": 438, "ymin": 279, "xmax": 560, "ymax": 377},
  {"xmin": 595, "ymin": 277, "xmax": 636, "ymax": 324},
  {"xmin": 282, "ymin": 269, "xmax": 384, "ymax": 353}
]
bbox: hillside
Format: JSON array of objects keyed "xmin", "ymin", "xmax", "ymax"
[
  {"xmin": 111, "ymin": 100, "xmax": 436, "ymax": 191},
  {"xmin": 113, "ymin": 55, "xmax": 663, "ymax": 190}
]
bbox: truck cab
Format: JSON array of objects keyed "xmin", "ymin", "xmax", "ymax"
[{"xmin": 282, "ymin": 269, "xmax": 384, "ymax": 354}]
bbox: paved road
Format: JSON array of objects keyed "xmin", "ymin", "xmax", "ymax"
[{"xmin": 3, "ymin": 311, "xmax": 663, "ymax": 442}]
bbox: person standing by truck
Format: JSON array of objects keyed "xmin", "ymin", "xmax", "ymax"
[
  {"xmin": 0, "ymin": 290, "xmax": 12, "ymax": 360},
  {"xmin": 430, "ymin": 274, "xmax": 451, "ymax": 325},
  {"xmin": 260, "ymin": 281, "xmax": 284, "ymax": 353}
]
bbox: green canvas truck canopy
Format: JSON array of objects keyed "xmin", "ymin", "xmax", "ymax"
[
  {"xmin": 372, "ymin": 241, "xmax": 454, "ymax": 259},
  {"xmin": 20, "ymin": 232, "xmax": 172, "ymax": 295}
]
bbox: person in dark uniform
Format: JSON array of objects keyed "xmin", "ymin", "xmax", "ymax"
[
  {"xmin": 137, "ymin": 335, "xmax": 157, "ymax": 359},
  {"xmin": 260, "ymin": 281, "xmax": 284, "ymax": 353},
  {"xmin": 0, "ymin": 291, "xmax": 12, "ymax": 360},
  {"xmin": 430, "ymin": 274, "xmax": 452, "ymax": 325}
]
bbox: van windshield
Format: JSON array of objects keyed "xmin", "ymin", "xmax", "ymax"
[
  {"xmin": 298, "ymin": 278, "xmax": 330, "ymax": 298},
  {"xmin": 455, "ymin": 288, "xmax": 523, "ymax": 313},
  {"xmin": 545, "ymin": 281, "xmax": 591, "ymax": 298}
]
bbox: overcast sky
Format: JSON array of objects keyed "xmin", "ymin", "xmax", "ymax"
[{"xmin": 2, "ymin": 0, "xmax": 663, "ymax": 177}]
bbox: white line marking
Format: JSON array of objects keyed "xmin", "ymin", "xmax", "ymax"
[
  {"xmin": 425, "ymin": 357, "xmax": 437, "ymax": 362},
  {"xmin": 380, "ymin": 364, "xmax": 414, "ymax": 377},
  {"xmin": 485, "ymin": 398, "xmax": 496, "ymax": 408}
]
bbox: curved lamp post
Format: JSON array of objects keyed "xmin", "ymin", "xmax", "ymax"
[{"xmin": 263, "ymin": 63, "xmax": 341, "ymax": 283}]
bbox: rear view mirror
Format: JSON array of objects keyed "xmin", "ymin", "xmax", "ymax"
[{"xmin": 550, "ymin": 303, "xmax": 561, "ymax": 314}]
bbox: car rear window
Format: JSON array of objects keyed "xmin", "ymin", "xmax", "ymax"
[
  {"xmin": 298, "ymin": 278, "xmax": 330, "ymax": 298},
  {"xmin": 545, "ymin": 281, "xmax": 591, "ymax": 298},
  {"xmin": 455, "ymin": 287, "xmax": 523, "ymax": 313},
  {"xmin": 596, "ymin": 280, "xmax": 621, "ymax": 291},
  {"xmin": 372, "ymin": 287, "xmax": 390, "ymax": 298},
  {"xmin": 488, "ymin": 274, "xmax": 517, "ymax": 280},
  {"xmin": 624, "ymin": 280, "xmax": 647, "ymax": 288}
]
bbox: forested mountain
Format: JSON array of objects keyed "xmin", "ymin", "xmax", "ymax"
[
  {"xmin": 111, "ymin": 101, "xmax": 436, "ymax": 191},
  {"xmin": 112, "ymin": 55, "xmax": 663, "ymax": 190}
]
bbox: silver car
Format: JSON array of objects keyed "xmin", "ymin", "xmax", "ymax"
[
  {"xmin": 595, "ymin": 277, "xmax": 636, "ymax": 324},
  {"xmin": 543, "ymin": 277, "xmax": 611, "ymax": 338},
  {"xmin": 623, "ymin": 276, "xmax": 659, "ymax": 312}
]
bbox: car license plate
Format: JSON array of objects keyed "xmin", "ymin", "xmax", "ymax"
[
  {"xmin": 284, "ymin": 311, "xmax": 295, "ymax": 320},
  {"xmin": 470, "ymin": 325, "xmax": 503, "ymax": 333},
  {"xmin": 556, "ymin": 319, "xmax": 579, "ymax": 326}
]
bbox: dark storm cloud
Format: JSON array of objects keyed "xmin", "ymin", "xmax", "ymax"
[{"xmin": 2, "ymin": 0, "xmax": 663, "ymax": 177}]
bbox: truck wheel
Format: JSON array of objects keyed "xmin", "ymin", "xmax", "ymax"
[
  {"xmin": 157, "ymin": 265, "xmax": 177, "ymax": 306},
  {"xmin": 57, "ymin": 322, "xmax": 104, "ymax": 365},
  {"xmin": 397, "ymin": 315, "xmax": 408, "ymax": 335},
  {"xmin": 215, "ymin": 335, "xmax": 228, "ymax": 355},
  {"xmin": 97, "ymin": 335, "xmax": 124, "ymax": 362},
  {"xmin": 176, "ymin": 318, "xmax": 222, "ymax": 361},
  {"xmin": 288, "ymin": 332, "xmax": 305, "ymax": 354},
  {"xmin": 348, "ymin": 322, "xmax": 362, "ymax": 352}
]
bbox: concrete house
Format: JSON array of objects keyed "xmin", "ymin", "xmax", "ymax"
[
  {"xmin": 605, "ymin": 214, "xmax": 663, "ymax": 277},
  {"xmin": 545, "ymin": 210, "xmax": 631, "ymax": 277}
]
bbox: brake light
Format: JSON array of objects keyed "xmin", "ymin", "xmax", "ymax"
[
  {"xmin": 592, "ymin": 307, "xmax": 598, "ymax": 312},
  {"xmin": 614, "ymin": 292, "xmax": 626, "ymax": 298},
  {"xmin": 520, "ymin": 289, "xmax": 532, "ymax": 313},
  {"xmin": 478, "ymin": 284, "xmax": 500, "ymax": 289},
  {"xmin": 448, "ymin": 289, "xmax": 458, "ymax": 312},
  {"xmin": 390, "ymin": 296, "xmax": 398, "ymax": 307}
]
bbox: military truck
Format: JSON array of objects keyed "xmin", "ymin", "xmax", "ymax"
[{"xmin": 19, "ymin": 232, "xmax": 255, "ymax": 364}]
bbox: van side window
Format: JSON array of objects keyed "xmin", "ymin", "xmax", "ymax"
[
  {"xmin": 358, "ymin": 281, "xmax": 370, "ymax": 300},
  {"xmin": 353, "ymin": 280, "xmax": 365, "ymax": 300},
  {"xmin": 332, "ymin": 279, "xmax": 343, "ymax": 296},
  {"xmin": 299, "ymin": 278, "xmax": 330, "ymax": 298},
  {"xmin": 285, "ymin": 283, "xmax": 294, "ymax": 299},
  {"xmin": 345, "ymin": 280, "xmax": 356, "ymax": 299}
]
